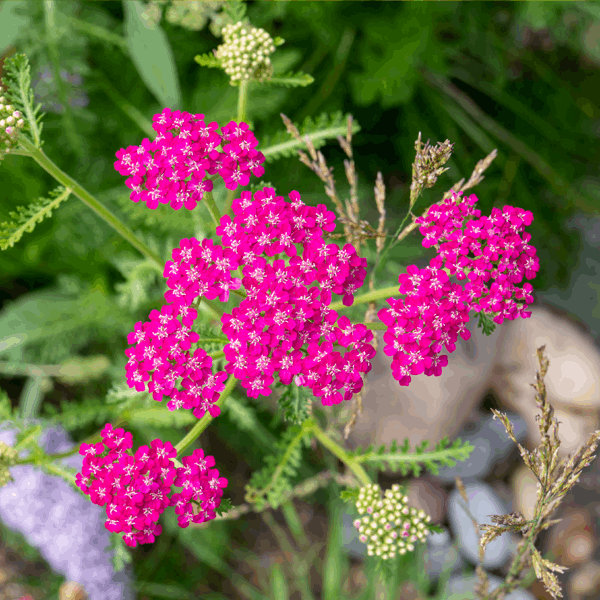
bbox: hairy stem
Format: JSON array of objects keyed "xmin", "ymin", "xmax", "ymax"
[
  {"xmin": 174, "ymin": 374, "xmax": 237, "ymax": 456},
  {"xmin": 18, "ymin": 137, "xmax": 165, "ymax": 268},
  {"xmin": 310, "ymin": 422, "xmax": 371, "ymax": 486}
]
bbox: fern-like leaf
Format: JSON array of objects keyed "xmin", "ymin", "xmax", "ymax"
[
  {"xmin": 194, "ymin": 52, "xmax": 221, "ymax": 69},
  {"xmin": 0, "ymin": 186, "xmax": 72, "ymax": 250},
  {"xmin": 222, "ymin": 0, "xmax": 247, "ymax": 23},
  {"xmin": 1, "ymin": 53, "xmax": 45, "ymax": 147},
  {"xmin": 260, "ymin": 111, "xmax": 360, "ymax": 163},
  {"xmin": 260, "ymin": 71, "xmax": 314, "ymax": 88},
  {"xmin": 42, "ymin": 397, "xmax": 116, "ymax": 431},
  {"xmin": 347, "ymin": 436, "xmax": 475, "ymax": 477},
  {"xmin": 245, "ymin": 419, "xmax": 313, "ymax": 511},
  {"xmin": 277, "ymin": 383, "xmax": 313, "ymax": 425}
]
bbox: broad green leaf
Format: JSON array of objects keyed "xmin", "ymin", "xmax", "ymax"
[
  {"xmin": 123, "ymin": 0, "xmax": 181, "ymax": 109},
  {"xmin": 0, "ymin": 1, "xmax": 31, "ymax": 51}
]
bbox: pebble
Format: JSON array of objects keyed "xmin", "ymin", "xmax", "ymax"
[
  {"xmin": 448, "ymin": 481, "xmax": 517, "ymax": 568},
  {"xmin": 434, "ymin": 412, "xmax": 527, "ymax": 483},
  {"xmin": 423, "ymin": 526, "xmax": 465, "ymax": 580},
  {"xmin": 511, "ymin": 463, "xmax": 539, "ymax": 521},
  {"xmin": 545, "ymin": 509, "xmax": 596, "ymax": 567},
  {"xmin": 568, "ymin": 560, "xmax": 600, "ymax": 600},
  {"xmin": 443, "ymin": 573, "xmax": 536, "ymax": 600}
]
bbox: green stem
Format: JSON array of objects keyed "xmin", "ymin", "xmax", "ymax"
[
  {"xmin": 18, "ymin": 136, "xmax": 165, "ymax": 268},
  {"xmin": 202, "ymin": 190, "xmax": 222, "ymax": 227},
  {"xmin": 174, "ymin": 374, "xmax": 237, "ymax": 456},
  {"xmin": 360, "ymin": 322, "xmax": 386, "ymax": 330},
  {"xmin": 310, "ymin": 422, "xmax": 371, "ymax": 487},
  {"xmin": 328, "ymin": 285, "xmax": 401, "ymax": 311},
  {"xmin": 237, "ymin": 79, "xmax": 249, "ymax": 124}
]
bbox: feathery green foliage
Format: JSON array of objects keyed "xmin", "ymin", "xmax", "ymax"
[
  {"xmin": 276, "ymin": 383, "xmax": 313, "ymax": 425},
  {"xmin": 477, "ymin": 311, "xmax": 497, "ymax": 336},
  {"xmin": 42, "ymin": 397, "xmax": 117, "ymax": 431},
  {"xmin": 0, "ymin": 186, "xmax": 71, "ymax": 250},
  {"xmin": 245, "ymin": 420, "xmax": 312, "ymax": 510},
  {"xmin": 260, "ymin": 111, "xmax": 360, "ymax": 163},
  {"xmin": 260, "ymin": 71, "xmax": 314, "ymax": 88},
  {"xmin": 347, "ymin": 436, "xmax": 475, "ymax": 477},
  {"xmin": 194, "ymin": 52, "xmax": 222, "ymax": 69},
  {"xmin": 1, "ymin": 53, "xmax": 45, "ymax": 147}
]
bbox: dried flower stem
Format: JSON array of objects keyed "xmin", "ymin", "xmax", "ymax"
[{"xmin": 477, "ymin": 346, "xmax": 600, "ymax": 600}]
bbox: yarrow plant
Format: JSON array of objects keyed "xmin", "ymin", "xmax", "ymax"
[
  {"xmin": 1, "ymin": 9, "xmax": 591, "ymax": 597},
  {"xmin": 75, "ymin": 423, "xmax": 227, "ymax": 547}
]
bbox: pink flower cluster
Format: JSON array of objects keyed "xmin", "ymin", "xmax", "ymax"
[
  {"xmin": 125, "ymin": 303, "xmax": 228, "ymax": 420},
  {"xmin": 379, "ymin": 191, "xmax": 538, "ymax": 386},
  {"xmin": 114, "ymin": 108, "xmax": 265, "ymax": 210},
  {"xmin": 217, "ymin": 187, "xmax": 376, "ymax": 404},
  {"xmin": 125, "ymin": 186, "xmax": 376, "ymax": 407},
  {"xmin": 75, "ymin": 423, "xmax": 227, "ymax": 547},
  {"xmin": 170, "ymin": 448, "xmax": 228, "ymax": 528}
]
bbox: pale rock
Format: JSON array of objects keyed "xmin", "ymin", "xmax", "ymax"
[
  {"xmin": 545, "ymin": 509, "xmax": 596, "ymax": 567},
  {"xmin": 490, "ymin": 305, "xmax": 600, "ymax": 413},
  {"xmin": 511, "ymin": 463, "xmax": 540, "ymax": 521},
  {"xmin": 568, "ymin": 560, "xmax": 600, "ymax": 600},
  {"xmin": 405, "ymin": 478, "xmax": 446, "ymax": 524},
  {"xmin": 345, "ymin": 318, "xmax": 500, "ymax": 467}
]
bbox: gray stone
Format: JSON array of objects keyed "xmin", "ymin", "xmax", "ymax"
[
  {"xmin": 448, "ymin": 481, "xmax": 517, "ymax": 569},
  {"xmin": 444, "ymin": 573, "xmax": 536, "ymax": 600},
  {"xmin": 434, "ymin": 412, "xmax": 527, "ymax": 483}
]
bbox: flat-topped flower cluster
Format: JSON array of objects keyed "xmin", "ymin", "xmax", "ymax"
[
  {"xmin": 75, "ymin": 424, "xmax": 227, "ymax": 548},
  {"xmin": 379, "ymin": 191, "xmax": 538, "ymax": 386},
  {"xmin": 125, "ymin": 184, "xmax": 376, "ymax": 411},
  {"xmin": 97, "ymin": 107, "xmax": 540, "ymax": 550},
  {"xmin": 114, "ymin": 107, "xmax": 265, "ymax": 210}
]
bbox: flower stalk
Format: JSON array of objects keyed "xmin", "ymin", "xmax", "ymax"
[
  {"xmin": 310, "ymin": 421, "xmax": 372, "ymax": 487},
  {"xmin": 174, "ymin": 373, "xmax": 238, "ymax": 456},
  {"xmin": 18, "ymin": 136, "xmax": 165, "ymax": 268}
]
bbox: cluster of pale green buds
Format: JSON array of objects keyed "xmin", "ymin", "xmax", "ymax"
[
  {"xmin": 353, "ymin": 483, "xmax": 432, "ymax": 560},
  {"xmin": 215, "ymin": 21, "xmax": 276, "ymax": 84},
  {"xmin": 142, "ymin": 0, "xmax": 223, "ymax": 31},
  {"xmin": 0, "ymin": 83, "xmax": 25, "ymax": 161},
  {"xmin": 0, "ymin": 441, "xmax": 18, "ymax": 488}
]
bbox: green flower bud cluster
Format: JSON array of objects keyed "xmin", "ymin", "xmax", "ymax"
[
  {"xmin": 353, "ymin": 483, "xmax": 432, "ymax": 560},
  {"xmin": 143, "ymin": 0, "xmax": 223, "ymax": 32},
  {"xmin": 215, "ymin": 22, "xmax": 276, "ymax": 84},
  {"xmin": 0, "ymin": 83, "xmax": 25, "ymax": 161},
  {"xmin": 0, "ymin": 440, "xmax": 18, "ymax": 488}
]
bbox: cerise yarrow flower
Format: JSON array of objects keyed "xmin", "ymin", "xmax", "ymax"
[
  {"xmin": 379, "ymin": 191, "xmax": 538, "ymax": 387},
  {"xmin": 124, "ymin": 185, "xmax": 376, "ymax": 408},
  {"xmin": 114, "ymin": 107, "xmax": 265, "ymax": 210},
  {"xmin": 75, "ymin": 423, "xmax": 227, "ymax": 547}
]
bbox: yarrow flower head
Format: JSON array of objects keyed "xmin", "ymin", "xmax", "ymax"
[
  {"xmin": 0, "ymin": 83, "xmax": 25, "ymax": 161},
  {"xmin": 353, "ymin": 483, "xmax": 432, "ymax": 560},
  {"xmin": 114, "ymin": 107, "xmax": 265, "ymax": 209},
  {"xmin": 379, "ymin": 191, "xmax": 539, "ymax": 387},
  {"xmin": 75, "ymin": 423, "xmax": 227, "ymax": 547},
  {"xmin": 215, "ymin": 21, "xmax": 276, "ymax": 84},
  {"xmin": 124, "ymin": 185, "xmax": 376, "ymax": 408}
]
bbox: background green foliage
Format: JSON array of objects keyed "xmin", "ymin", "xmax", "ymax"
[{"xmin": 0, "ymin": 1, "xmax": 599, "ymax": 598}]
